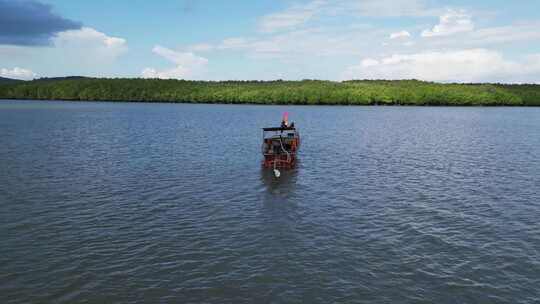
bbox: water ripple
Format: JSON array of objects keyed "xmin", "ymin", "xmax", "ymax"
[{"xmin": 1, "ymin": 101, "xmax": 540, "ymax": 303}]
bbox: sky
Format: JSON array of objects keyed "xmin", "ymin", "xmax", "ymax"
[{"xmin": 1, "ymin": 0, "xmax": 540, "ymax": 83}]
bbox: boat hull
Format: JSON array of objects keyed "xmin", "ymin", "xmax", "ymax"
[{"xmin": 262, "ymin": 154, "xmax": 297, "ymax": 168}]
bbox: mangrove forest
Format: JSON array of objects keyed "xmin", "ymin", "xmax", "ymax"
[{"xmin": 1, "ymin": 78, "xmax": 539, "ymax": 106}]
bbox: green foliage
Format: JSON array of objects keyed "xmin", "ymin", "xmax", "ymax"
[{"xmin": 0, "ymin": 78, "xmax": 538, "ymax": 106}]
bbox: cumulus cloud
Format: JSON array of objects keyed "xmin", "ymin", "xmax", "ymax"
[
  {"xmin": 0, "ymin": 67, "xmax": 36, "ymax": 80},
  {"xmin": 0, "ymin": 27, "xmax": 128, "ymax": 78},
  {"xmin": 343, "ymin": 49, "xmax": 540, "ymax": 83},
  {"xmin": 142, "ymin": 46, "xmax": 208, "ymax": 79},
  {"xmin": 0, "ymin": 0, "xmax": 81, "ymax": 46},
  {"xmin": 390, "ymin": 31, "xmax": 411, "ymax": 39},
  {"xmin": 53, "ymin": 27, "xmax": 127, "ymax": 59},
  {"xmin": 422, "ymin": 10, "xmax": 474, "ymax": 37}
]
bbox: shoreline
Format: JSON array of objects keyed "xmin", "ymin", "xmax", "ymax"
[
  {"xmin": 2, "ymin": 98, "xmax": 539, "ymax": 107},
  {"xmin": 1, "ymin": 78, "xmax": 539, "ymax": 106}
]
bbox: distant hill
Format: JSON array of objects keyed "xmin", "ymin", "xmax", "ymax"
[
  {"xmin": 34, "ymin": 76, "xmax": 91, "ymax": 82},
  {"xmin": 0, "ymin": 77, "xmax": 23, "ymax": 84}
]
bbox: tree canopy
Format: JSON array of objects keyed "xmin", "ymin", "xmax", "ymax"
[{"xmin": 1, "ymin": 78, "xmax": 539, "ymax": 106}]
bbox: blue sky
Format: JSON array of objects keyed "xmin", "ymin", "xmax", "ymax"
[{"xmin": 1, "ymin": 0, "xmax": 540, "ymax": 82}]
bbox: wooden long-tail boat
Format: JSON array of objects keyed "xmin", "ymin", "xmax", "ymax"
[{"xmin": 261, "ymin": 124, "xmax": 300, "ymax": 172}]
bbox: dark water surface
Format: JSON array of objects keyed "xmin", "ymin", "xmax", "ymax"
[{"xmin": 1, "ymin": 100, "xmax": 539, "ymax": 303}]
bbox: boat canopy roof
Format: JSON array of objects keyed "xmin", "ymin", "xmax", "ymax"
[{"xmin": 262, "ymin": 127, "xmax": 296, "ymax": 132}]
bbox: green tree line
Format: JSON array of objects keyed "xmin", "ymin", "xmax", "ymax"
[{"xmin": 1, "ymin": 78, "xmax": 539, "ymax": 106}]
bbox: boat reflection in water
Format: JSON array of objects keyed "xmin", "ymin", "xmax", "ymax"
[{"xmin": 260, "ymin": 162, "xmax": 299, "ymax": 190}]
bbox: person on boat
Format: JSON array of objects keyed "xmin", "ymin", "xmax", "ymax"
[{"xmin": 281, "ymin": 112, "xmax": 289, "ymax": 129}]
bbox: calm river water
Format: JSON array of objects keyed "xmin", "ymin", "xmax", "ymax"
[{"xmin": 1, "ymin": 100, "xmax": 539, "ymax": 303}]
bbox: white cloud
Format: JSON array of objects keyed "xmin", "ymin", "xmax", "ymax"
[
  {"xmin": 0, "ymin": 67, "xmax": 36, "ymax": 80},
  {"xmin": 219, "ymin": 37, "xmax": 250, "ymax": 50},
  {"xmin": 53, "ymin": 27, "xmax": 128, "ymax": 59},
  {"xmin": 141, "ymin": 66, "xmax": 190, "ymax": 79},
  {"xmin": 195, "ymin": 0, "xmax": 444, "ymax": 62},
  {"xmin": 0, "ymin": 27, "xmax": 129, "ymax": 78},
  {"xmin": 351, "ymin": 0, "xmax": 439, "ymax": 17},
  {"xmin": 142, "ymin": 45, "xmax": 208, "ymax": 79},
  {"xmin": 422, "ymin": 10, "xmax": 474, "ymax": 37},
  {"xmin": 258, "ymin": 0, "xmax": 326, "ymax": 33},
  {"xmin": 414, "ymin": 22, "xmax": 540, "ymax": 52},
  {"xmin": 216, "ymin": 26, "xmax": 389, "ymax": 61},
  {"xmin": 463, "ymin": 22, "xmax": 540, "ymax": 45},
  {"xmin": 390, "ymin": 30, "xmax": 411, "ymax": 39},
  {"xmin": 157, "ymin": 1, "xmax": 540, "ymax": 82},
  {"xmin": 186, "ymin": 43, "xmax": 214, "ymax": 52},
  {"xmin": 343, "ymin": 49, "xmax": 540, "ymax": 83},
  {"xmin": 257, "ymin": 0, "xmax": 438, "ymax": 34},
  {"xmin": 361, "ymin": 58, "xmax": 379, "ymax": 67},
  {"xmin": 152, "ymin": 46, "xmax": 208, "ymax": 67}
]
